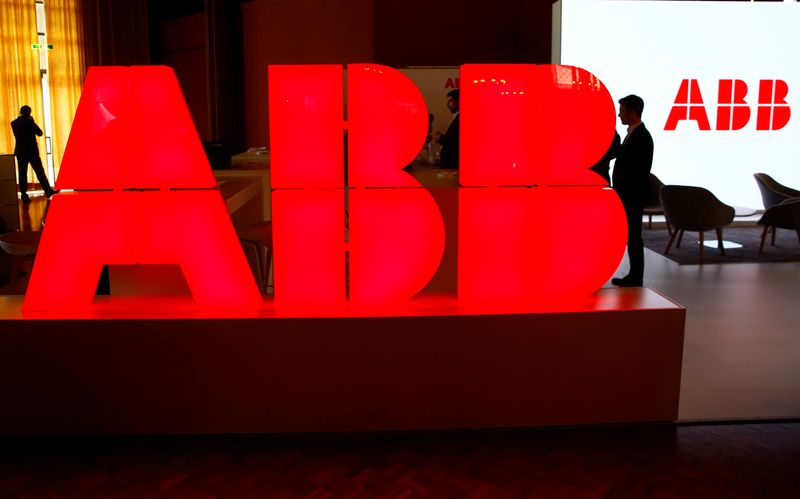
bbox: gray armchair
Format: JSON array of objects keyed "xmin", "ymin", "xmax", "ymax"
[
  {"xmin": 659, "ymin": 185, "xmax": 735, "ymax": 263},
  {"xmin": 753, "ymin": 173, "xmax": 800, "ymax": 209},
  {"xmin": 757, "ymin": 198, "xmax": 800, "ymax": 253}
]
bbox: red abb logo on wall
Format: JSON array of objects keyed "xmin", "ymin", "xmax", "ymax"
[
  {"xmin": 664, "ymin": 79, "xmax": 791, "ymax": 131},
  {"xmin": 24, "ymin": 64, "xmax": 626, "ymax": 313}
]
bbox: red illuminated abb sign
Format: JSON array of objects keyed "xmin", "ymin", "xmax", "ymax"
[
  {"xmin": 23, "ymin": 64, "xmax": 626, "ymax": 313},
  {"xmin": 665, "ymin": 79, "xmax": 791, "ymax": 131}
]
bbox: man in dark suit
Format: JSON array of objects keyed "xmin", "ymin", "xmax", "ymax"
[
  {"xmin": 436, "ymin": 89, "xmax": 460, "ymax": 168},
  {"xmin": 11, "ymin": 105, "xmax": 57, "ymax": 202},
  {"xmin": 611, "ymin": 95, "xmax": 653, "ymax": 287}
]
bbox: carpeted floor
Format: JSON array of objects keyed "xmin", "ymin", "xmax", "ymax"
[
  {"xmin": 642, "ymin": 225, "xmax": 800, "ymax": 265},
  {"xmin": 1, "ymin": 424, "xmax": 799, "ymax": 497}
]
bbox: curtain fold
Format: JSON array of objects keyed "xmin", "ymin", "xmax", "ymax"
[
  {"xmin": 0, "ymin": 1, "xmax": 44, "ymax": 180},
  {"xmin": 0, "ymin": 0, "xmax": 84, "ymax": 186},
  {"xmin": 47, "ymin": 0, "xmax": 86, "ymax": 177}
]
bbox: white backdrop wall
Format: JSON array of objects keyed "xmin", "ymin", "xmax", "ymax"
[{"xmin": 554, "ymin": 0, "xmax": 800, "ymax": 209}]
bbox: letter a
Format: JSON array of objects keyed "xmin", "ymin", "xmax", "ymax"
[
  {"xmin": 23, "ymin": 66, "xmax": 261, "ymax": 311},
  {"xmin": 664, "ymin": 79, "xmax": 711, "ymax": 131}
]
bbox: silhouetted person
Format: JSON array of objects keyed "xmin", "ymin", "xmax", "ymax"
[
  {"xmin": 612, "ymin": 95, "xmax": 653, "ymax": 287},
  {"xmin": 436, "ymin": 89, "xmax": 460, "ymax": 168},
  {"xmin": 589, "ymin": 131, "xmax": 620, "ymax": 185},
  {"xmin": 408, "ymin": 113, "xmax": 437, "ymax": 169},
  {"xmin": 11, "ymin": 105, "xmax": 57, "ymax": 202}
]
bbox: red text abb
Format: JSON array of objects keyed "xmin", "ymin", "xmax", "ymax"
[
  {"xmin": 23, "ymin": 64, "xmax": 626, "ymax": 313},
  {"xmin": 665, "ymin": 79, "xmax": 791, "ymax": 131}
]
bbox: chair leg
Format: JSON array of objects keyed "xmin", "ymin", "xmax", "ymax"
[
  {"xmin": 797, "ymin": 229, "xmax": 800, "ymax": 245},
  {"xmin": 760, "ymin": 226, "xmax": 768, "ymax": 254},
  {"xmin": 771, "ymin": 226, "xmax": 776, "ymax": 246},
  {"xmin": 665, "ymin": 228, "xmax": 678, "ymax": 254},
  {"xmin": 648, "ymin": 215, "xmax": 652, "ymax": 230},
  {"xmin": 676, "ymin": 229, "xmax": 684, "ymax": 248},
  {"xmin": 716, "ymin": 227, "xmax": 725, "ymax": 256},
  {"xmin": 699, "ymin": 231, "xmax": 705, "ymax": 264},
  {"xmin": 666, "ymin": 220, "xmax": 673, "ymax": 236}
]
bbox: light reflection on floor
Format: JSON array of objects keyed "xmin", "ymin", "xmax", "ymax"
[
  {"xmin": 701, "ymin": 240, "xmax": 744, "ymax": 249},
  {"xmin": 17, "ymin": 194, "xmax": 50, "ymax": 232},
  {"xmin": 609, "ymin": 240, "xmax": 800, "ymax": 422}
]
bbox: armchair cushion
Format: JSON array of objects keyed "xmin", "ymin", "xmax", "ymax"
[
  {"xmin": 659, "ymin": 185, "xmax": 734, "ymax": 232},
  {"xmin": 758, "ymin": 198, "xmax": 800, "ymax": 230},
  {"xmin": 754, "ymin": 173, "xmax": 800, "ymax": 209}
]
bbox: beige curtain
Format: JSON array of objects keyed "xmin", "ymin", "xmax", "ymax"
[
  {"xmin": 47, "ymin": 0, "xmax": 85, "ymax": 177},
  {"xmin": 0, "ymin": 1, "xmax": 44, "ymax": 172},
  {"xmin": 0, "ymin": 0, "xmax": 84, "ymax": 185}
]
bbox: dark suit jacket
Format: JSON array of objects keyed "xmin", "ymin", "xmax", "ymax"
[
  {"xmin": 612, "ymin": 123, "xmax": 653, "ymax": 206},
  {"xmin": 589, "ymin": 131, "xmax": 621, "ymax": 185},
  {"xmin": 439, "ymin": 113, "xmax": 459, "ymax": 168},
  {"xmin": 11, "ymin": 116, "xmax": 43, "ymax": 157}
]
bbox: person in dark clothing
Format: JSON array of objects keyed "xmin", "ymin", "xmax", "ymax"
[
  {"xmin": 11, "ymin": 105, "xmax": 57, "ymax": 202},
  {"xmin": 589, "ymin": 131, "xmax": 620, "ymax": 185},
  {"xmin": 611, "ymin": 95, "xmax": 653, "ymax": 288},
  {"xmin": 436, "ymin": 89, "xmax": 460, "ymax": 168}
]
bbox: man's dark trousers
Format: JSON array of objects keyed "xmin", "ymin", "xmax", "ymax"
[{"xmin": 17, "ymin": 154, "xmax": 53, "ymax": 196}]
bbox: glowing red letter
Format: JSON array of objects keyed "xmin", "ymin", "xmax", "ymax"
[
  {"xmin": 458, "ymin": 64, "xmax": 627, "ymax": 306},
  {"xmin": 24, "ymin": 66, "xmax": 261, "ymax": 311},
  {"xmin": 269, "ymin": 64, "xmax": 445, "ymax": 307}
]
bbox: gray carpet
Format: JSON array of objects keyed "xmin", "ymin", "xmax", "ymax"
[{"xmin": 642, "ymin": 226, "xmax": 800, "ymax": 265}]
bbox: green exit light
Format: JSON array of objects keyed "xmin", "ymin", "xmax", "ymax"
[{"xmin": 31, "ymin": 44, "xmax": 54, "ymax": 50}]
